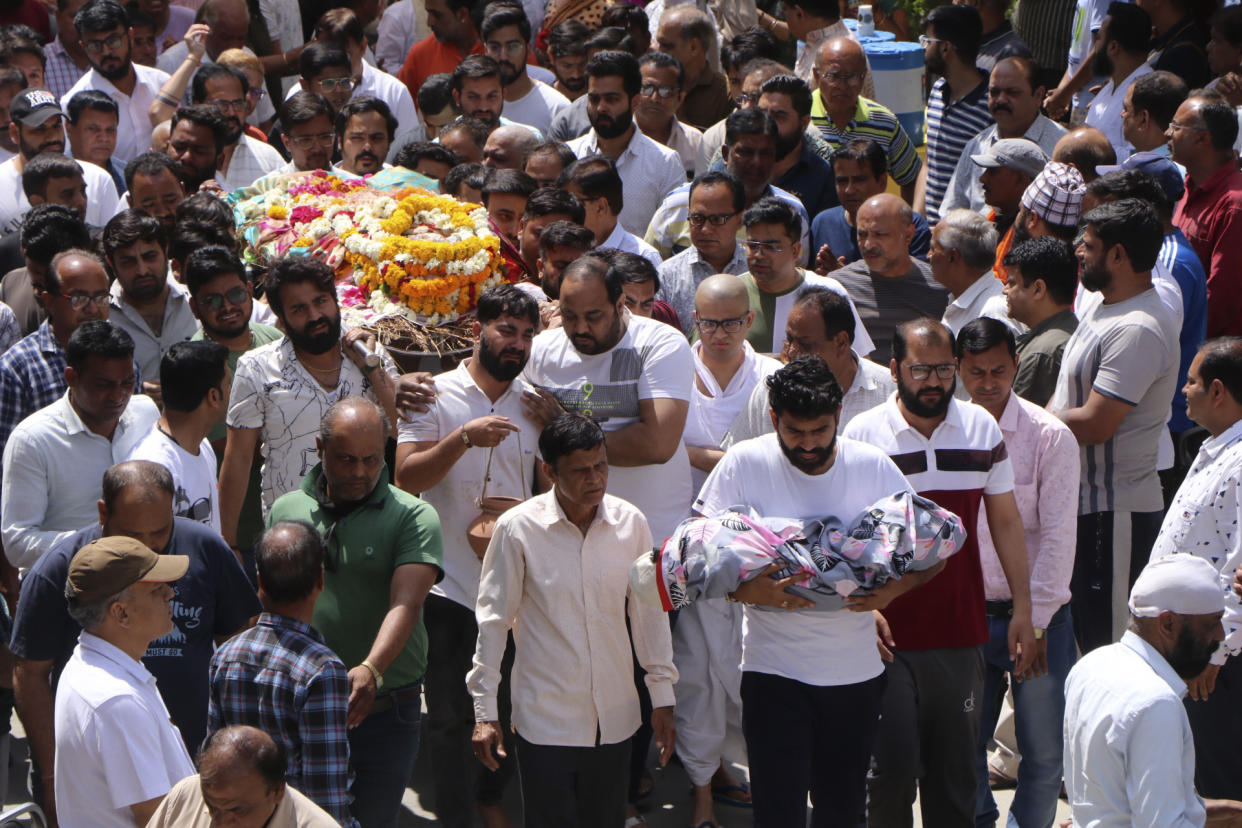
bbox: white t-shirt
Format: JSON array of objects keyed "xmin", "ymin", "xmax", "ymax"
[
  {"xmin": 1066, "ymin": 0, "xmax": 1114, "ymax": 111},
  {"xmin": 1086, "ymin": 63, "xmax": 1153, "ymax": 161},
  {"xmin": 227, "ymin": 337, "xmax": 398, "ymax": 514},
  {"xmin": 126, "ymin": 426, "xmax": 221, "ymax": 533},
  {"xmin": 523, "ymin": 312, "xmax": 694, "ymax": 541},
  {"xmin": 397, "ymin": 360, "xmax": 542, "ymax": 609},
  {"xmin": 0, "ymin": 156, "xmax": 119, "ymax": 236},
  {"xmin": 694, "ymin": 434, "xmax": 913, "ymax": 686},
  {"xmin": 503, "ymin": 79, "xmax": 571, "ymax": 135}
]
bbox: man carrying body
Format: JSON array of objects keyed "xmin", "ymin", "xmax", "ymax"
[
  {"xmin": 102, "ymin": 209, "xmax": 198, "ymax": 388},
  {"xmin": 53, "ymin": 535, "xmax": 192, "ymax": 827},
  {"xmin": 268, "ymin": 397, "xmax": 444, "ymax": 827},
  {"xmin": 276, "ymin": 91, "xmax": 336, "ymax": 174},
  {"xmin": 559, "ymin": 155, "xmax": 661, "ymax": 268},
  {"xmin": 189, "ymin": 64, "xmax": 284, "ymax": 191},
  {"xmin": 832, "ymin": 194, "xmax": 949, "ymax": 363},
  {"xmin": 844, "ymin": 318, "xmax": 1036, "ymax": 828},
  {"xmin": 166, "ymin": 104, "xmax": 228, "ymax": 194},
  {"xmin": 469, "ymin": 412, "xmax": 677, "ymax": 828},
  {"xmin": 955, "ymin": 318, "xmax": 1079, "ymax": 828},
  {"xmin": 1001, "ymin": 236, "xmax": 1079, "ymax": 406},
  {"xmin": 1049, "ymin": 199, "xmax": 1180, "ymax": 653},
  {"xmin": 208, "ymin": 522, "xmax": 354, "ymax": 824},
  {"xmin": 333, "ymin": 97, "xmax": 396, "ymax": 178},
  {"xmin": 481, "ymin": 4, "xmax": 567, "ymax": 135},
  {"xmin": 395, "ymin": 286, "xmax": 544, "ymax": 828}
]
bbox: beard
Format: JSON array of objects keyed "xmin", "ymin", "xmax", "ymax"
[
  {"xmin": 776, "ymin": 429, "xmax": 836, "ymax": 474},
  {"xmin": 1092, "ymin": 49, "xmax": 1113, "ymax": 77},
  {"xmin": 95, "ymin": 46, "xmax": 133, "ymax": 81},
  {"xmin": 569, "ymin": 311, "xmax": 623, "ymax": 355},
  {"xmin": 477, "ymin": 329, "xmax": 528, "ymax": 381},
  {"xmin": 925, "ymin": 50, "xmax": 946, "ymax": 76},
  {"xmin": 897, "ymin": 378, "xmax": 954, "ymax": 418},
  {"xmin": 1012, "ymin": 209, "xmax": 1032, "ymax": 245},
  {"xmin": 774, "ymin": 129, "xmax": 801, "ymax": 161},
  {"xmin": 223, "ymin": 117, "xmax": 244, "ymax": 145},
  {"xmin": 287, "ymin": 312, "xmax": 342, "ymax": 355},
  {"xmin": 1079, "ymin": 258, "xmax": 1111, "ymax": 293},
  {"xmin": 499, "ymin": 61, "xmax": 521, "ymax": 85},
  {"xmin": 19, "ymin": 134, "xmax": 64, "ymax": 159},
  {"xmin": 560, "ymin": 75, "xmax": 585, "ymax": 92},
  {"xmin": 1165, "ymin": 622, "xmax": 1220, "ymax": 679},
  {"xmin": 590, "ymin": 107, "xmax": 633, "ymax": 140},
  {"xmin": 125, "ymin": 273, "xmax": 165, "ymax": 303}
]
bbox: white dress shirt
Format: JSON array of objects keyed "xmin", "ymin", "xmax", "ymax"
[
  {"xmin": 374, "ymin": 0, "xmax": 426, "ymax": 73},
  {"xmin": 1151, "ymin": 417, "xmax": 1242, "ymax": 665},
  {"xmin": 285, "ymin": 61, "xmax": 425, "ymax": 148},
  {"xmin": 1, "ymin": 392, "xmax": 159, "ymax": 568},
  {"xmin": 54, "ymin": 631, "xmax": 195, "ymax": 828},
  {"xmin": 601, "ymin": 222, "xmax": 663, "ymax": 269},
  {"xmin": 1085, "ymin": 63, "xmax": 1153, "ymax": 162},
  {"xmin": 941, "ymin": 274, "xmax": 1021, "ymax": 336},
  {"xmin": 1063, "ymin": 630, "xmax": 1205, "ymax": 827},
  {"xmin": 218, "ymin": 134, "xmax": 286, "ymax": 192},
  {"xmin": 468, "ymin": 490, "xmax": 678, "ymax": 746},
  {"xmin": 569, "ymin": 125, "xmax": 686, "ymax": 237},
  {"xmin": 64, "ymin": 64, "xmax": 171, "ymax": 165}
]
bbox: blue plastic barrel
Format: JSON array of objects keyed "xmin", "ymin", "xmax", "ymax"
[{"xmin": 861, "ymin": 40, "xmax": 926, "ymax": 145}]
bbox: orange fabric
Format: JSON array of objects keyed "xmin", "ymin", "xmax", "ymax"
[
  {"xmin": 991, "ymin": 210, "xmax": 1014, "ymax": 283},
  {"xmin": 398, "ymin": 35, "xmax": 486, "ymax": 101}
]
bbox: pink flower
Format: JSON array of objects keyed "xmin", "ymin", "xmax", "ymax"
[{"xmin": 290, "ymin": 205, "xmax": 324, "ymax": 224}]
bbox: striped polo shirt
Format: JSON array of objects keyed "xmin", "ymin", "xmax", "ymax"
[
  {"xmin": 924, "ymin": 76, "xmax": 993, "ymax": 226},
  {"xmin": 843, "ymin": 395, "xmax": 1014, "ymax": 650},
  {"xmin": 809, "ymin": 92, "xmax": 923, "ymax": 187}
]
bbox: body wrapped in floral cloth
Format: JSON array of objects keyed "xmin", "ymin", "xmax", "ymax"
[{"xmin": 631, "ymin": 492, "xmax": 966, "ymax": 612}]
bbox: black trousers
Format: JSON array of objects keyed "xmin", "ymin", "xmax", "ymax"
[
  {"xmin": 867, "ymin": 647, "xmax": 985, "ymax": 828},
  {"xmin": 1186, "ymin": 654, "xmax": 1242, "ymax": 800},
  {"xmin": 422, "ymin": 594, "xmax": 515, "ymax": 827},
  {"xmin": 741, "ymin": 670, "xmax": 885, "ymax": 828},
  {"xmin": 1071, "ymin": 510, "xmax": 1163, "ymax": 654},
  {"xmin": 514, "ymin": 731, "xmax": 631, "ymax": 828}
]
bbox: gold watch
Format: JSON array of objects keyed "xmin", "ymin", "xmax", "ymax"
[{"xmin": 1033, "ymin": 627, "xmax": 1045, "ymax": 640}]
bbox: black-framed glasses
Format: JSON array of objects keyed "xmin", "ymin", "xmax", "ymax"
[
  {"xmin": 211, "ymin": 97, "xmax": 248, "ymax": 113},
  {"xmin": 59, "ymin": 292, "xmax": 110, "ymax": 310},
  {"xmin": 199, "ymin": 285, "xmax": 249, "ymax": 312},
  {"xmin": 688, "ymin": 211, "xmax": 737, "ymax": 227},
  {"xmin": 695, "ymin": 316, "xmax": 747, "ymax": 333},
  {"xmin": 737, "ymin": 92, "xmax": 760, "ymax": 107},
  {"xmin": 83, "ymin": 33, "xmax": 126, "ymax": 54},
  {"xmin": 907, "ymin": 362, "xmax": 957, "ymax": 381},
  {"xmin": 744, "ymin": 239, "xmax": 783, "ymax": 255},
  {"xmin": 639, "ymin": 82, "xmax": 679, "ymax": 99}
]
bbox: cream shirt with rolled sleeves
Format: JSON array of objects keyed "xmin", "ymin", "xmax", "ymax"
[{"xmin": 468, "ymin": 490, "xmax": 678, "ymax": 746}]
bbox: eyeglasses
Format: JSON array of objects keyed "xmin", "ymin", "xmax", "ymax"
[
  {"xmin": 287, "ymin": 131, "xmax": 335, "ymax": 149},
  {"xmin": 744, "ymin": 239, "xmax": 783, "ymax": 255},
  {"xmin": 57, "ymin": 291, "xmax": 110, "ymax": 310},
  {"xmin": 906, "ymin": 362, "xmax": 957, "ymax": 381},
  {"xmin": 486, "ymin": 40, "xmax": 526, "ymax": 54},
  {"xmin": 818, "ymin": 70, "xmax": 864, "ymax": 84},
  {"xmin": 247, "ymin": 87, "xmax": 266, "ymax": 102},
  {"xmin": 210, "ymin": 98, "xmax": 248, "ymax": 113},
  {"xmin": 695, "ymin": 315, "xmax": 747, "ymax": 333},
  {"xmin": 688, "ymin": 211, "xmax": 737, "ymax": 227},
  {"xmin": 198, "ymin": 285, "xmax": 249, "ymax": 312},
  {"xmin": 1168, "ymin": 120, "xmax": 1207, "ymax": 132},
  {"xmin": 83, "ymin": 33, "xmax": 126, "ymax": 54},
  {"xmin": 737, "ymin": 92, "xmax": 760, "ymax": 107},
  {"xmin": 639, "ymin": 82, "xmax": 679, "ymax": 99},
  {"xmin": 317, "ymin": 77, "xmax": 356, "ymax": 92},
  {"xmin": 917, "ymin": 35, "xmax": 945, "ymax": 47}
]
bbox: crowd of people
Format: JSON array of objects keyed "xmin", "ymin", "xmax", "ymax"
[{"xmin": 0, "ymin": 0, "xmax": 1235, "ymax": 824}]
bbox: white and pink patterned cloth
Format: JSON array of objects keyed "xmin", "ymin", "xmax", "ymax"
[{"xmin": 632, "ymin": 491, "xmax": 965, "ymax": 612}]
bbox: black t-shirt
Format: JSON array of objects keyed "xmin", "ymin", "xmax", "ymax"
[{"xmin": 9, "ymin": 518, "xmax": 261, "ymax": 752}]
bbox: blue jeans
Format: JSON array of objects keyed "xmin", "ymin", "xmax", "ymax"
[
  {"xmin": 975, "ymin": 604, "xmax": 1076, "ymax": 828},
  {"xmin": 348, "ymin": 685, "xmax": 423, "ymax": 828}
]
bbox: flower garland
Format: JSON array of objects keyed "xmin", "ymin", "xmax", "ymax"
[{"xmin": 234, "ymin": 170, "xmax": 508, "ymax": 325}]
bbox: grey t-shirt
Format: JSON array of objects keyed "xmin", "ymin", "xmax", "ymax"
[
  {"xmin": 832, "ymin": 258, "xmax": 949, "ymax": 364},
  {"xmin": 1048, "ymin": 288, "xmax": 1179, "ymax": 515}
]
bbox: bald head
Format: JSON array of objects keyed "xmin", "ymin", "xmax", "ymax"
[
  {"xmin": 101, "ymin": 460, "xmax": 174, "ymax": 512},
  {"xmin": 483, "ymin": 126, "xmax": 540, "ymax": 170},
  {"xmin": 695, "ymin": 272, "xmax": 749, "ymax": 307},
  {"xmin": 858, "ymin": 193, "xmax": 913, "ymax": 226},
  {"xmin": 202, "ymin": 0, "xmax": 247, "ymax": 27},
  {"xmin": 856, "ymin": 194, "xmax": 915, "ymax": 276},
  {"xmin": 199, "ymin": 726, "xmax": 286, "ymax": 791},
  {"xmin": 817, "ymin": 36, "xmax": 865, "ymax": 68},
  {"xmin": 320, "ymin": 396, "xmax": 389, "ymax": 445},
  {"xmin": 1053, "ymin": 127, "xmax": 1117, "ymax": 183}
]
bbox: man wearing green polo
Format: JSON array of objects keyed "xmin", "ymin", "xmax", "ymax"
[{"xmin": 268, "ymin": 396, "xmax": 443, "ymax": 827}]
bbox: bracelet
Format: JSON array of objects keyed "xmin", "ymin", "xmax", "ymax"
[
  {"xmin": 156, "ymin": 91, "xmax": 180, "ymax": 107},
  {"xmin": 360, "ymin": 659, "xmax": 384, "ymax": 690}
]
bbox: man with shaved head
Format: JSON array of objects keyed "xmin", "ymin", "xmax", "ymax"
[
  {"xmin": 811, "ymin": 38, "xmax": 922, "ymax": 204},
  {"xmin": 149, "ymin": 725, "xmax": 338, "ymax": 826},
  {"xmin": 833, "ymin": 194, "xmax": 949, "ymax": 363},
  {"xmin": 10, "ymin": 459, "xmax": 258, "ymax": 822},
  {"xmin": 845, "ymin": 317, "xmax": 1035, "ymax": 828},
  {"xmin": 269, "ymin": 396, "xmax": 444, "ymax": 826},
  {"xmin": 1052, "ymin": 125, "xmax": 1117, "ymax": 183},
  {"xmin": 677, "ymin": 272, "xmax": 778, "ymax": 825},
  {"xmin": 655, "ymin": 6, "xmax": 733, "ymax": 129},
  {"xmin": 942, "ymin": 56, "xmax": 1066, "ymax": 215},
  {"xmin": 482, "ymin": 124, "xmax": 540, "ymax": 170}
]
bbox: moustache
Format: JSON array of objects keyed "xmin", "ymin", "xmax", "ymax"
[
  {"xmin": 990, "ymin": 104, "xmax": 1012, "ymax": 114},
  {"xmin": 355, "ymin": 152, "xmax": 378, "ymax": 163}
]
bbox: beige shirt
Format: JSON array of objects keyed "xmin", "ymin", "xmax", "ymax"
[
  {"xmin": 147, "ymin": 775, "xmax": 339, "ymax": 827},
  {"xmin": 468, "ymin": 490, "xmax": 678, "ymax": 746}
]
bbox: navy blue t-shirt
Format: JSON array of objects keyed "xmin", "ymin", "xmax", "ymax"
[
  {"xmin": 773, "ymin": 143, "xmax": 839, "ymax": 219},
  {"xmin": 9, "ymin": 518, "xmax": 260, "ymax": 752},
  {"xmin": 810, "ymin": 205, "xmax": 931, "ymax": 266}
]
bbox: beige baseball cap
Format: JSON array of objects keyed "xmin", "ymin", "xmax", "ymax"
[{"xmin": 65, "ymin": 536, "xmax": 188, "ymax": 606}]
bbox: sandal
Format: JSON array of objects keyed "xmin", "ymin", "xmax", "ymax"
[{"xmin": 711, "ymin": 781, "xmax": 753, "ymax": 808}]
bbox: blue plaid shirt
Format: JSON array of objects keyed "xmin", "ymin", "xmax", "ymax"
[
  {"xmin": 208, "ymin": 612, "xmax": 356, "ymax": 826},
  {"xmin": 0, "ymin": 321, "xmax": 68, "ymax": 461}
]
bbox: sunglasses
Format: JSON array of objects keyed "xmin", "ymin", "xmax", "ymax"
[{"xmin": 198, "ymin": 285, "xmax": 248, "ymax": 312}]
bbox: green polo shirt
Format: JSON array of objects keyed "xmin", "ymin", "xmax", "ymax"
[{"xmin": 268, "ymin": 463, "xmax": 444, "ymax": 690}]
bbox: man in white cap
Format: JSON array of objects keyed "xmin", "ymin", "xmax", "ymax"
[
  {"xmin": 53, "ymin": 535, "xmax": 194, "ymax": 827},
  {"xmin": 1152, "ymin": 337, "xmax": 1242, "ymax": 803},
  {"xmin": 1063, "ymin": 554, "xmax": 1242, "ymax": 826}
]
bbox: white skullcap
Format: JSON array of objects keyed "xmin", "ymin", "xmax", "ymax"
[{"xmin": 1128, "ymin": 555, "xmax": 1225, "ymax": 618}]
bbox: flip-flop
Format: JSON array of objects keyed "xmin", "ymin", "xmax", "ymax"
[
  {"xmin": 711, "ymin": 781, "xmax": 753, "ymax": 808},
  {"xmin": 624, "ymin": 817, "xmax": 648, "ymax": 828}
]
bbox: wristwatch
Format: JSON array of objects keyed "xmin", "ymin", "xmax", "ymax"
[
  {"xmin": 460, "ymin": 428, "xmax": 473, "ymax": 448},
  {"xmin": 1033, "ymin": 627, "xmax": 1045, "ymax": 640},
  {"xmin": 361, "ymin": 659, "xmax": 384, "ymax": 690}
]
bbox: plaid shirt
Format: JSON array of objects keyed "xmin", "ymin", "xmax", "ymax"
[
  {"xmin": 0, "ymin": 320, "xmax": 68, "ymax": 462},
  {"xmin": 208, "ymin": 612, "xmax": 357, "ymax": 827},
  {"xmin": 43, "ymin": 38, "xmax": 88, "ymax": 101}
]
